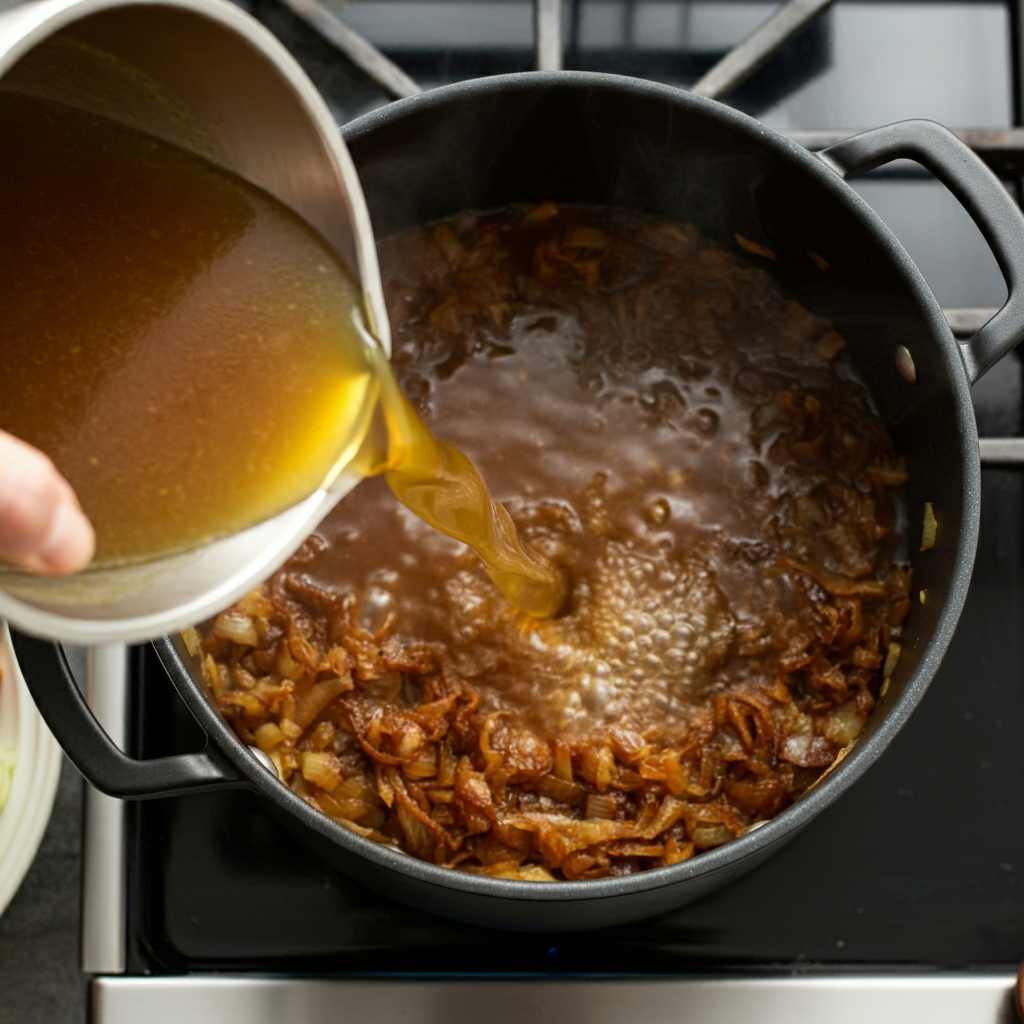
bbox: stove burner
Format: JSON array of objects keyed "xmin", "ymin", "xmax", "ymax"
[{"xmin": 70, "ymin": 0, "xmax": 1024, "ymax": 1018}]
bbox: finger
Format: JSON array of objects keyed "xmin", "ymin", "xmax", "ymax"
[{"xmin": 0, "ymin": 431, "xmax": 95, "ymax": 575}]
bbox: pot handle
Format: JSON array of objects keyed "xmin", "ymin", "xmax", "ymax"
[
  {"xmin": 11, "ymin": 630, "xmax": 243, "ymax": 799},
  {"xmin": 817, "ymin": 119, "xmax": 1024, "ymax": 385}
]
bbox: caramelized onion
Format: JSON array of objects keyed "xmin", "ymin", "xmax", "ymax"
[{"xmin": 198, "ymin": 205, "xmax": 911, "ymax": 880}]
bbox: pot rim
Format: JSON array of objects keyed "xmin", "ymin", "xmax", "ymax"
[{"xmin": 163, "ymin": 69, "xmax": 981, "ymax": 907}]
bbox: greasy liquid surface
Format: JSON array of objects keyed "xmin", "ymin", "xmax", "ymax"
[
  {"xmin": 304, "ymin": 207, "xmax": 908, "ymax": 741},
  {"xmin": 0, "ymin": 94, "xmax": 562, "ymax": 615}
]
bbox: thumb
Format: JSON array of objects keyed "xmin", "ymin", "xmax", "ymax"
[{"xmin": 0, "ymin": 431, "xmax": 95, "ymax": 575}]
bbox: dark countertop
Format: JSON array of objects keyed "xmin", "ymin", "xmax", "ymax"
[{"xmin": 0, "ymin": 759, "xmax": 86, "ymax": 1024}]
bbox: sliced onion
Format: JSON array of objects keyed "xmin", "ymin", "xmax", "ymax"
[
  {"xmin": 585, "ymin": 793, "xmax": 617, "ymax": 820},
  {"xmin": 212, "ymin": 611, "xmax": 258, "ymax": 646},
  {"xmin": 920, "ymin": 502, "xmax": 938, "ymax": 551}
]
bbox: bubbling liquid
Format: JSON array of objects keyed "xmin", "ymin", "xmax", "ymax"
[
  {"xmin": 300, "ymin": 206, "xmax": 911, "ymax": 743},
  {"xmin": 0, "ymin": 93, "xmax": 563, "ymax": 615}
]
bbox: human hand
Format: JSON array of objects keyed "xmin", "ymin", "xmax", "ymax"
[{"xmin": 0, "ymin": 431, "xmax": 95, "ymax": 575}]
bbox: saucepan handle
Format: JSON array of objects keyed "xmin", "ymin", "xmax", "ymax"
[
  {"xmin": 817, "ymin": 119, "xmax": 1024, "ymax": 385},
  {"xmin": 11, "ymin": 630, "xmax": 242, "ymax": 798}
]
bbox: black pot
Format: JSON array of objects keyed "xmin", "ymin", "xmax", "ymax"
[{"xmin": 15, "ymin": 71, "xmax": 1024, "ymax": 931}]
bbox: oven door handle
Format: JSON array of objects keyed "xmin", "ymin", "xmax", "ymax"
[
  {"xmin": 817, "ymin": 118, "xmax": 1024, "ymax": 386},
  {"xmin": 11, "ymin": 631, "xmax": 243, "ymax": 799}
]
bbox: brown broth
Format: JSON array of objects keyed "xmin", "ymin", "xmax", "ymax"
[{"xmin": 302, "ymin": 206, "xmax": 909, "ymax": 742}]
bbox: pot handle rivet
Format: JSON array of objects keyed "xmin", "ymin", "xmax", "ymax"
[
  {"xmin": 248, "ymin": 745, "xmax": 280, "ymax": 778},
  {"xmin": 895, "ymin": 344, "xmax": 917, "ymax": 383}
]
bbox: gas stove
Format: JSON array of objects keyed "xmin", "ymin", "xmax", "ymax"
[{"xmin": 73, "ymin": 0, "xmax": 1023, "ymax": 1019}]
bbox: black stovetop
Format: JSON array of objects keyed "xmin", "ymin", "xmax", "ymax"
[
  {"xmin": 122, "ymin": 0, "xmax": 1023, "ymax": 977},
  {"xmin": 126, "ymin": 457, "xmax": 1024, "ymax": 975}
]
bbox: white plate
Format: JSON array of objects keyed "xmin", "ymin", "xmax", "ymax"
[{"xmin": 0, "ymin": 621, "xmax": 63, "ymax": 918}]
